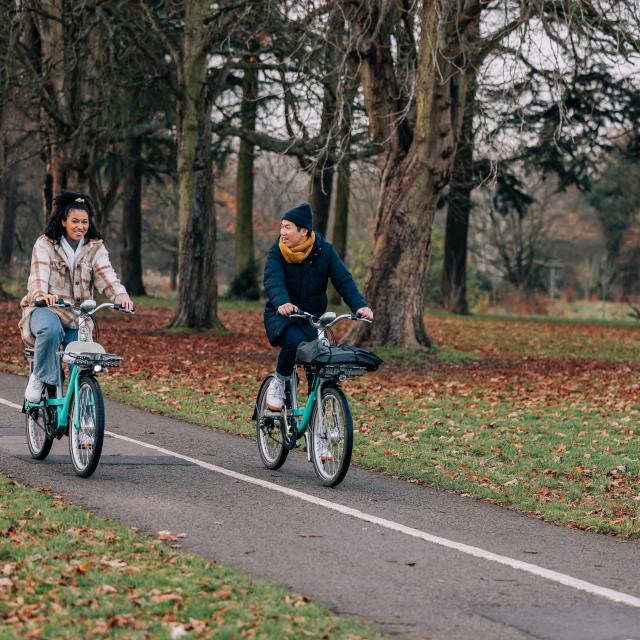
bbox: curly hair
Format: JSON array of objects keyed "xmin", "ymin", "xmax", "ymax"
[{"xmin": 43, "ymin": 191, "xmax": 103, "ymax": 241}]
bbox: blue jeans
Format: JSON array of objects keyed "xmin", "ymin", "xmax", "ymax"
[
  {"xmin": 29, "ymin": 308, "xmax": 77, "ymax": 386},
  {"xmin": 276, "ymin": 322, "xmax": 317, "ymax": 377}
]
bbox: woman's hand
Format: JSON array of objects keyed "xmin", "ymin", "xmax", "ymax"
[
  {"xmin": 36, "ymin": 294, "xmax": 59, "ymax": 307},
  {"xmin": 120, "ymin": 299, "xmax": 134, "ymax": 312},
  {"xmin": 356, "ymin": 307, "xmax": 373, "ymax": 321},
  {"xmin": 277, "ymin": 303, "xmax": 298, "ymax": 317}
]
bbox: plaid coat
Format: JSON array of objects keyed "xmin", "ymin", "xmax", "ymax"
[{"xmin": 19, "ymin": 235, "xmax": 130, "ymax": 346}]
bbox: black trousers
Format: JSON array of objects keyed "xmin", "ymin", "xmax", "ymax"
[{"xmin": 276, "ymin": 323, "xmax": 316, "ymax": 377}]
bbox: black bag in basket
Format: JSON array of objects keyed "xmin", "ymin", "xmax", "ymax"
[{"xmin": 296, "ymin": 340, "xmax": 383, "ymax": 371}]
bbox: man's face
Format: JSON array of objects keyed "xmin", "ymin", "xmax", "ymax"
[{"xmin": 280, "ymin": 220, "xmax": 308, "ymax": 247}]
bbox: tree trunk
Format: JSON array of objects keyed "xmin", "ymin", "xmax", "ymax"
[
  {"xmin": 121, "ymin": 134, "xmax": 146, "ymax": 295},
  {"xmin": 170, "ymin": 251, "xmax": 178, "ymax": 292},
  {"xmin": 328, "ymin": 155, "xmax": 350, "ymax": 306},
  {"xmin": 441, "ymin": 76, "xmax": 477, "ymax": 314},
  {"xmin": 309, "ymin": 165, "xmax": 334, "ymax": 238},
  {"xmin": 1, "ymin": 190, "xmax": 17, "ymax": 275},
  {"xmin": 329, "ymin": 47, "xmax": 358, "ymax": 305},
  {"xmin": 333, "ymin": 158, "xmax": 350, "ymax": 262},
  {"xmin": 348, "ymin": 150, "xmax": 439, "ymax": 347},
  {"xmin": 169, "ymin": 0, "xmax": 223, "ymax": 330},
  {"xmin": 332, "ymin": 55, "xmax": 359, "ymax": 262},
  {"xmin": 0, "ymin": 95, "xmax": 10, "ymax": 297},
  {"xmin": 230, "ymin": 63, "xmax": 259, "ymax": 299},
  {"xmin": 0, "ymin": 164, "xmax": 19, "ymax": 274},
  {"xmin": 31, "ymin": 1, "xmax": 99, "ymax": 219},
  {"xmin": 343, "ymin": 2, "xmax": 481, "ymax": 347},
  {"xmin": 35, "ymin": 0, "xmax": 68, "ymax": 217},
  {"xmin": 308, "ymin": 11, "xmax": 343, "ymax": 237}
]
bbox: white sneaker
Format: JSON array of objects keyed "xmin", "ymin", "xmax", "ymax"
[
  {"xmin": 266, "ymin": 376, "xmax": 285, "ymax": 411},
  {"xmin": 315, "ymin": 436, "xmax": 335, "ymax": 462},
  {"xmin": 25, "ymin": 374, "xmax": 44, "ymax": 403}
]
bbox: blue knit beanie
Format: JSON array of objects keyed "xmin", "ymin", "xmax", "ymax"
[{"xmin": 282, "ymin": 202, "xmax": 313, "ymax": 231}]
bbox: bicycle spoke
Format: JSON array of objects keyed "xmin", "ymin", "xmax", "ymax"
[
  {"xmin": 26, "ymin": 405, "xmax": 54, "ymax": 460},
  {"xmin": 256, "ymin": 375, "xmax": 289, "ymax": 470},
  {"xmin": 311, "ymin": 385, "xmax": 353, "ymax": 487},
  {"xmin": 28, "ymin": 414, "xmax": 46, "ymax": 449},
  {"xmin": 69, "ymin": 377, "xmax": 105, "ymax": 477}
]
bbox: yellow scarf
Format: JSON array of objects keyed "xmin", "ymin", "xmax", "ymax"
[{"xmin": 279, "ymin": 231, "xmax": 316, "ymax": 264}]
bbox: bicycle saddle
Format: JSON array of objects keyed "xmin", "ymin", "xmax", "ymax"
[{"xmin": 64, "ymin": 341, "xmax": 106, "ymax": 355}]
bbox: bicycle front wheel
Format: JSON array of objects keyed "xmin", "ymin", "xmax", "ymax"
[
  {"xmin": 69, "ymin": 375, "xmax": 105, "ymax": 478},
  {"xmin": 256, "ymin": 375, "xmax": 289, "ymax": 470},
  {"xmin": 310, "ymin": 384, "xmax": 353, "ymax": 487}
]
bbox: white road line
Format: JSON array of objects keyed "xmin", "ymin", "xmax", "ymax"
[{"xmin": 3, "ymin": 395, "xmax": 640, "ymax": 608}]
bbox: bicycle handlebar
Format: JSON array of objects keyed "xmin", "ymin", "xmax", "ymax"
[
  {"xmin": 289, "ymin": 310, "xmax": 372, "ymax": 328},
  {"xmin": 34, "ymin": 299, "xmax": 134, "ymax": 315}
]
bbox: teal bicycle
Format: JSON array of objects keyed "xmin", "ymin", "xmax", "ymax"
[
  {"xmin": 22, "ymin": 299, "xmax": 132, "ymax": 478},
  {"xmin": 253, "ymin": 311, "xmax": 382, "ymax": 487}
]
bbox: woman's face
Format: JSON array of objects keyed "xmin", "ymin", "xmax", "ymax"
[
  {"xmin": 280, "ymin": 220, "xmax": 308, "ymax": 247},
  {"xmin": 62, "ymin": 209, "xmax": 89, "ymax": 242}
]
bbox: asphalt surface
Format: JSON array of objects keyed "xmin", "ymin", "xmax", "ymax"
[{"xmin": 1, "ymin": 371, "xmax": 640, "ymax": 640}]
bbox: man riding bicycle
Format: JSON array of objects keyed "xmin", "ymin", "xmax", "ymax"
[{"xmin": 263, "ymin": 202, "xmax": 373, "ymax": 411}]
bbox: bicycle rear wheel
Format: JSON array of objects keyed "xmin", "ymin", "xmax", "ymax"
[
  {"xmin": 255, "ymin": 375, "xmax": 289, "ymax": 470},
  {"xmin": 69, "ymin": 375, "xmax": 105, "ymax": 478},
  {"xmin": 310, "ymin": 384, "xmax": 353, "ymax": 487},
  {"xmin": 26, "ymin": 404, "xmax": 54, "ymax": 460}
]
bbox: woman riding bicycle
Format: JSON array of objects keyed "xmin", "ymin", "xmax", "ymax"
[
  {"xmin": 263, "ymin": 202, "xmax": 372, "ymax": 411},
  {"xmin": 20, "ymin": 191, "xmax": 133, "ymax": 403}
]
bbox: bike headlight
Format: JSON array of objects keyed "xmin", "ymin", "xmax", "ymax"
[{"xmin": 93, "ymin": 364, "xmax": 102, "ymax": 373}]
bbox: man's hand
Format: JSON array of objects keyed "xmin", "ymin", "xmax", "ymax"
[
  {"xmin": 277, "ymin": 303, "xmax": 299, "ymax": 317},
  {"xmin": 356, "ymin": 307, "xmax": 373, "ymax": 321},
  {"xmin": 36, "ymin": 294, "xmax": 58, "ymax": 307}
]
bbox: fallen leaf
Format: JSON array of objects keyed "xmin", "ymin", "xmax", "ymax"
[{"xmin": 98, "ymin": 584, "xmax": 118, "ymax": 594}]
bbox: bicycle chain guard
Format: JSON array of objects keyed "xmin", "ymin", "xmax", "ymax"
[
  {"xmin": 46, "ymin": 405, "xmax": 59, "ymax": 439},
  {"xmin": 27, "ymin": 404, "xmax": 57, "ymax": 440},
  {"xmin": 261, "ymin": 411, "xmax": 298, "ymax": 451}
]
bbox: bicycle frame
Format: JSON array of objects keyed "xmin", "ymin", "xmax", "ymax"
[
  {"xmin": 291, "ymin": 374, "xmax": 321, "ymax": 432},
  {"xmin": 284, "ymin": 372, "xmax": 322, "ymax": 459},
  {"xmin": 25, "ymin": 354, "xmax": 88, "ymax": 434}
]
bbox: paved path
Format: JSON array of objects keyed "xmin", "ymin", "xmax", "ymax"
[{"xmin": 1, "ymin": 371, "xmax": 639, "ymax": 640}]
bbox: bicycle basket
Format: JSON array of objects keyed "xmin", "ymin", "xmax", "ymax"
[
  {"xmin": 296, "ymin": 340, "xmax": 383, "ymax": 372},
  {"xmin": 62, "ymin": 352, "xmax": 122, "ymax": 368}
]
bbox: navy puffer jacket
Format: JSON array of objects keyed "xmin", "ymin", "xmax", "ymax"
[{"xmin": 263, "ymin": 232, "xmax": 367, "ymax": 346}]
